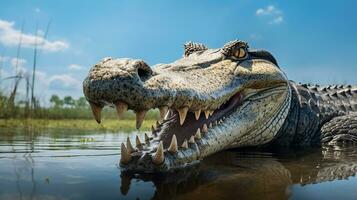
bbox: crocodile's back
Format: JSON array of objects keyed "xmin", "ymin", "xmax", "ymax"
[
  {"xmin": 294, "ymin": 84, "xmax": 357, "ymax": 121},
  {"xmin": 271, "ymin": 82, "xmax": 357, "ymax": 147}
]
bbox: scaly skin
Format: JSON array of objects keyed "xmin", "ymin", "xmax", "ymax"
[{"xmin": 83, "ymin": 40, "xmax": 357, "ymax": 173}]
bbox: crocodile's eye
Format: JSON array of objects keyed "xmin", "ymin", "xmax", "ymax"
[
  {"xmin": 221, "ymin": 40, "xmax": 249, "ymax": 60},
  {"xmin": 233, "ymin": 47, "xmax": 247, "ymax": 59}
]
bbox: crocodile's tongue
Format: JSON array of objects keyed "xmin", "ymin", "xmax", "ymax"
[{"xmin": 156, "ymin": 92, "xmax": 243, "ymax": 148}]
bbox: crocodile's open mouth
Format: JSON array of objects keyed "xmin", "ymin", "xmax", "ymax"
[
  {"xmin": 156, "ymin": 91, "xmax": 243, "ymax": 149},
  {"xmin": 116, "ymin": 83, "xmax": 289, "ymax": 173}
]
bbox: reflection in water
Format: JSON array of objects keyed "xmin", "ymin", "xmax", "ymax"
[
  {"xmin": 1, "ymin": 127, "xmax": 357, "ymax": 200},
  {"xmin": 121, "ymin": 147, "xmax": 357, "ymax": 200}
]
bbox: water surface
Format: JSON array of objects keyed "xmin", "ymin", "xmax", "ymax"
[{"xmin": 1, "ymin": 127, "xmax": 357, "ymax": 200}]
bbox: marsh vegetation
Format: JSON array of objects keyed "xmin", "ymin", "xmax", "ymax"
[{"xmin": 0, "ymin": 93, "xmax": 159, "ymax": 131}]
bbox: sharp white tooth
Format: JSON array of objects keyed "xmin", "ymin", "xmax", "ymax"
[
  {"xmin": 135, "ymin": 110, "xmax": 147, "ymax": 129},
  {"xmin": 152, "ymin": 141, "xmax": 164, "ymax": 165},
  {"xmin": 181, "ymin": 140, "xmax": 188, "ymax": 149},
  {"xmin": 214, "ymin": 121, "xmax": 218, "ymax": 126},
  {"xmin": 204, "ymin": 110, "xmax": 210, "ymax": 119},
  {"xmin": 168, "ymin": 134, "xmax": 178, "ymax": 153},
  {"xmin": 194, "ymin": 110, "xmax": 201, "ymax": 120},
  {"xmin": 159, "ymin": 106, "xmax": 168, "ymax": 120},
  {"xmin": 177, "ymin": 107, "xmax": 189, "ymax": 125},
  {"xmin": 156, "ymin": 121, "xmax": 161, "ymax": 128},
  {"xmin": 189, "ymin": 135, "xmax": 195, "ymax": 144},
  {"xmin": 115, "ymin": 101, "xmax": 128, "ymax": 118},
  {"xmin": 195, "ymin": 128, "xmax": 201, "ymax": 139},
  {"xmin": 209, "ymin": 123, "xmax": 212, "ymax": 128},
  {"xmin": 151, "ymin": 124, "xmax": 158, "ymax": 137},
  {"xmin": 209, "ymin": 110, "xmax": 214, "ymax": 116},
  {"xmin": 135, "ymin": 135, "xmax": 142, "ymax": 147},
  {"xmin": 219, "ymin": 119, "xmax": 223, "ymax": 124},
  {"xmin": 89, "ymin": 102, "xmax": 102, "ymax": 124},
  {"xmin": 126, "ymin": 137, "xmax": 134, "ymax": 153},
  {"xmin": 202, "ymin": 124, "xmax": 208, "ymax": 133},
  {"xmin": 120, "ymin": 143, "xmax": 132, "ymax": 164},
  {"xmin": 164, "ymin": 110, "xmax": 171, "ymax": 120},
  {"xmin": 144, "ymin": 133, "xmax": 150, "ymax": 142},
  {"xmin": 223, "ymin": 116, "xmax": 226, "ymax": 120}
]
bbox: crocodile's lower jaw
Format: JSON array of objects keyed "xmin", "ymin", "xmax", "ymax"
[{"xmin": 119, "ymin": 84, "xmax": 291, "ymax": 173}]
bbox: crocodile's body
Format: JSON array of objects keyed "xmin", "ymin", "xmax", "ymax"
[{"xmin": 83, "ymin": 39, "xmax": 357, "ymax": 173}]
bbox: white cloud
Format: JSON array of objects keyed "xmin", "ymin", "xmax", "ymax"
[
  {"xmin": 0, "ymin": 19, "xmax": 69, "ymax": 52},
  {"xmin": 270, "ymin": 16, "xmax": 284, "ymax": 24},
  {"xmin": 10, "ymin": 57, "xmax": 26, "ymax": 67},
  {"xmin": 256, "ymin": 5, "xmax": 284, "ymax": 25},
  {"xmin": 48, "ymin": 74, "xmax": 81, "ymax": 90},
  {"xmin": 0, "ymin": 55, "xmax": 9, "ymax": 62},
  {"xmin": 256, "ymin": 5, "xmax": 280, "ymax": 16},
  {"xmin": 37, "ymin": 29, "xmax": 45, "ymax": 36},
  {"xmin": 250, "ymin": 34, "xmax": 262, "ymax": 40},
  {"xmin": 0, "ymin": 68, "xmax": 9, "ymax": 78},
  {"xmin": 68, "ymin": 64, "xmax": 84, "ymax": 71},
  {"xmin": 35, "ymin": 71, "xmax": 49, "ymax": 84},
  {"xmin": 10, "ymin": 57, "xmax": 27, "ymax": 74}
]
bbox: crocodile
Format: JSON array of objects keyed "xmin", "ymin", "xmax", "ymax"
[{"xmin": 83, "ymin": 39, "xmax": 357, "ymax": 173}]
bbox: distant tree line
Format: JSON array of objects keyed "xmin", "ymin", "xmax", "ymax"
[
  {"xmin": 0, "ymin": 93, "xmax": 159, "ymax": 120},
  {"xmin": 50, "ymin": 95, "xmax": 87, "ymax": 108}
]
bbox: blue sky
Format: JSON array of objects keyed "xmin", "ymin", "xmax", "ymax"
[{"xmin": 0, "ymin": 0, "xmax": 356, "ymax": 104}]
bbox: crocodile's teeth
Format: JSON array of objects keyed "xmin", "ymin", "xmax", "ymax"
[
  {"xmin": 189, "ymin": 135, "xmax": 195, "ymax": 144},
  {"xmin": 159, "ymin": 106, "xmax": 168, "ymax": 120},
  {"xmin": 120, "ymin": 143, "xmax": 132, "ymax": 164},
  {"xmin": 144, "ymin": 133, "xmax": 150, "ymax": 143},
  {"xmin": 156, "ymin": 121, "xmax": 161, "ymax": 128},
  {"xmin": 89, "ymin": 102, "xmax": 102, "ymax": 124},
  {"xmin": 219, "ymin": 119, "xmax": 223, "ymax": 124},
  {"xmin": 126, "ymin": 137, "xmax": 134, "ymax": 153},
  {"xmin": 151, "ymin": 125, "xmax": 156, "ymax": 133},
  {"xmin": 135, "ymin": 135, "xmax": 142, "ymax": 147},
  {"xmin": 168, "ymin": 134, "xmax": 178, "ymax": 153},
  {"xmin": 181, "ymin": 139, "xmax": 188, "ymax": 149},
  {"xmin": 115, "ymin": 101, "xmax": 128, "ymax": 118},
  {"xmin": 135, "ymin": 110, "xmax": 147, "ymax": 129},
  {"xmin": 152, "ymin": 141, "xmax": 164, "ymax": 165},
  {"xmin": 194, "ymin": 110, "xmax": 201, "ymax": 120},
  {"xmin": 209, "ymin": 110, "xmax": 214, "ymax": 116},
  {"xmin": 204, "ymin": 110, "xmax": 210, "ymax": 119},
  {"xmin": 164, "ymin": 110, "xmax": 171, "ymax": 120},
  {"xmin": 177, "ymin": 107, "xmax": 189, "ymax": 125},
  {"xmin": 195, "ymin": 128, "xmax": 201, "ymax": 139},
  {"xmin": 214, "ymin": 121, "xmax": 218, "ymax": 126},
  {"xmin": 209, "ymin": 123, "xmax": 212, "ymax": 128},
  {"xmin": 202, "ymin": 124, "xmax": 208, "ymax": 133}
]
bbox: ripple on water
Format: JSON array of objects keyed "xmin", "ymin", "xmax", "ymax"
[{"xmin": 1, "ymin": 127, "xmax": 357, "ymax": 200}]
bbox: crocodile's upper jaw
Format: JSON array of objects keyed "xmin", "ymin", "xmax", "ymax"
[{"xmin": 83, "ymin": 40, "xmax": 290, "ymax": 172}]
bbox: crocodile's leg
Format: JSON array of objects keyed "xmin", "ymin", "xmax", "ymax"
[{"xmin": 321, "ymin": 113, "xmax": 357, "ymax": 145}]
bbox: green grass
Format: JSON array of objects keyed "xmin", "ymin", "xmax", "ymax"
[{"xmin": 0, "ymin": 119, "xmax": 155, "ymax": 132}]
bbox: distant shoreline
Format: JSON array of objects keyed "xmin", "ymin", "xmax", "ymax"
[{"xmin": 0, "ymin": 119, "xmax": 155, "ymax": 132}]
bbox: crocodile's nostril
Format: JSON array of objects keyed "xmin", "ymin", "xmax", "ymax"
[{"xmin": 137, "ymin": 66, "xmax": 152, "ymax": 82}]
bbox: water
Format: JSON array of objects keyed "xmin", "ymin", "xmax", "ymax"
[{"xmin": 1, "ymin": 127, "xmax": 357, "ymax": 200}]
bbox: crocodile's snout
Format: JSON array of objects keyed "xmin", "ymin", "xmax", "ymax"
[{"xmin": 83, "ymin": 58, "xmax": 153, "ymax": 107}]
